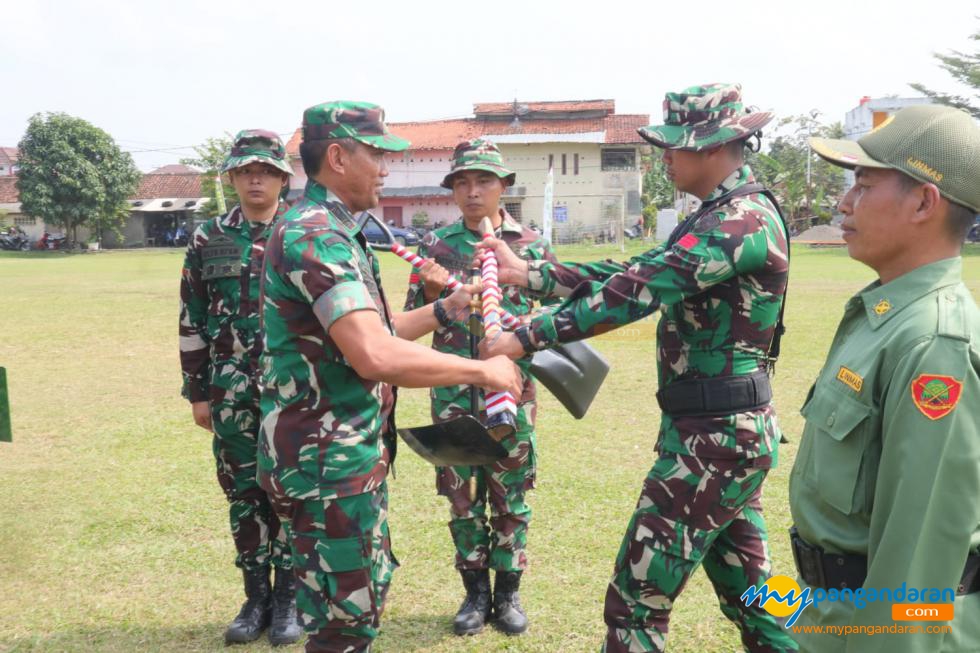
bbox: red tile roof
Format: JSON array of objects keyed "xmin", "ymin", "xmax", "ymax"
[
  {"xmin": 473, "ymin": 100, "xmax": 615, "ymax": 115},
  {"xmin": 149, "ymin": 163, "xmax": 199, "ymax": 174},
  {"xmin": 134, "ymin": 173, "xmax": 203, "ymax": 199},
  {"xmin": 0, "ymin": 177, "xmax": 18, "ymax": 203},
  {"xmin": 0, "ymin": 147, "xmax": 18, "ymax": 166},
  {"xmin": 286, "ymin": 113, "xmax": 649, "ymax": 154}
]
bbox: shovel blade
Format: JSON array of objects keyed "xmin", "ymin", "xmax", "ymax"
[
  {"xmin": 398, "ymin": 415, "xmax": 507, "ymax": 466},
  {"xmin": 530, "ymin": 341, "xmax": 610, "ymax": 419}
]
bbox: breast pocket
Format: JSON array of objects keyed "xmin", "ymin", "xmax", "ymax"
[{"xmin": 800, "ymin": 384, "xmax": 875, "ymax": 514}]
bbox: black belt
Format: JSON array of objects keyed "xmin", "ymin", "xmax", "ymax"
[
  {"xmin": 790, "ymin": 527, "xmax": 980, "ymax": 596},
  {"xmin": 656, "ymin": 371, "xmax": 772, "ymax": 417}
]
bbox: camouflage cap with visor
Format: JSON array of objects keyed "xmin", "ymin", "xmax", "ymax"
[
  {"xmin": 638, "ymin": 83, "xmax": 774, "ymax": 152},
  {"xmin": 810, "ymin": 104, "xmax": 980, "ymax": 213},
  {"xmin": 302, "ymin": 101, "xmax": 410, "ymax": 152},
  {"xmin": 222, "ymin": 129, "xmax": 293, "ymax": 175},
  {"xmin": 440, "ymin": 138, "xmax": 516, "ymax": 189}
]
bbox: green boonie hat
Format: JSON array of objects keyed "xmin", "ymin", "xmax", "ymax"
[
  {"xmin": 638, "ymin": 83, "xmax": 773, "ymax": 152},
  {"xmin": 302, "ymin": 101, "xmax": 410, "ymax": 152},
  {"xmin": 222, "ymin": 129, "xmax": 293, "ymax": 175},
  {"xmin": 810, "ymin": 105, "xmax": 980, "ymax": 213},
  {"xmin": 440, "ymin": 138, "xmax": 516, "ymax": 189}
]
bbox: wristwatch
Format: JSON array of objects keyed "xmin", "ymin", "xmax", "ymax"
[
  {"xmin": 515, "ymin": 325, "xmax": 538, "ymax": 355},
  {"xmin": 433, "ymin": 298, "xmax": 452, "ymax": 328}
]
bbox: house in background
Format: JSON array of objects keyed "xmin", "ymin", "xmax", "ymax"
[
  {"xmin": 285, "ymin": 100, "xmax": 650, "ymax": 237},
  {"xmin": 0, "ymin": 177, "xmax": 38, "ymax": 239},
  {"xmin": 0, "ymin": 148, "xmax": 18, "ymax": 176},
  {"xmin": 841, "ymin": 96, "xmax": 933, "ymax": 188},
  {"xmin": 106, "ymin": 170, "xmax": 209, "ymax": 247}
]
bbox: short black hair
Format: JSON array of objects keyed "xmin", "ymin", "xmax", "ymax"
[
  {"xmin": 299, "ymin": 137, "xmax": 356, "ymax": 177},
  {"xmin": 896, "ymin": 172, "xmax": 976, "ymax": 241}
]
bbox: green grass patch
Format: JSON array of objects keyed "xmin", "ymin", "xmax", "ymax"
[{"xmin": 0, "ymin": 244, "xmax": 977, "ymax": 652}]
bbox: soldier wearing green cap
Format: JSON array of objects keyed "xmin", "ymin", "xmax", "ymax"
[
  {"xmin": 178, "ymin": 129, "xmax": 302, "ymax": 645},
  {"xmin": 258, "ymin": 102, "xmax": 522, "ymax": 653},
  {"xmin": 403, "ymin": 138, "xmax": 557, "ymax": 636},
  {"xmin": 786, "ymin": 105, "xmax": 980, "ymax": 652},
  {"xmin": 480, "ymin": 83, "xmax": 798, "ymax": 652}
]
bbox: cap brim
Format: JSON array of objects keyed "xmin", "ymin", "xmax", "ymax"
[
  {"xmin": 222, "ymin": 155, "xmax": 293, "ymax": 175},
  {"xmin": 639, "ymin": 112, "xmax": 774, "ymax": 152},
  {"xmin": 357, "ymin": 133, "xmax": 411, "ymax": 152},
  {"xmin": 809, "ymin": 137, "xmax": 890, "ymax": 170},
  {"xmin": 441, "ymin": 164, "xmax": 516, "ymax": 189}
]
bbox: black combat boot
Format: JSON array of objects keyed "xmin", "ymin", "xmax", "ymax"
[
  {"xmin": 493, "ymin": 570, "xmax": 528, "ymax": 635},
  {"xmin": 268, "ymin": 567, "xmax": 303, "ymax": 646},
  {"xmin": 453, "ymin": 569, "xmax": 492, "ymax": 635},
  {"xmin": 224, "ymin": 566, "xmax": 272, "ymax": 644}
]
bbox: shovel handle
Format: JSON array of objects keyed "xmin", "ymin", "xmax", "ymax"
[
  {"xmin": 478, "ymin": 218, "xmax": 517, "ymax": 440},
  {"xmin": 391, "ymin": 243, "xmax": 520, "ymax": 329}
]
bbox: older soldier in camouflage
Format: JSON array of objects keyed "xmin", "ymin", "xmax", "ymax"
[
  {"xmin": 179, "ymin": 130, "xmax": 302, "ymax": 646},
  {"xmin": 258, "ymin": 102, "xmax": 522, "ymax": 653},
  {"xmin": 481, "ymin": 84, "xmax": 799, "ymax": 652},
  {"xmin": 404, "ymin": 138, "xmax": 557, "ymax": 636}
]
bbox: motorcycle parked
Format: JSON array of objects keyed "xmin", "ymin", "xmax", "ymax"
[
  {"xmin": 37, "ymin": 231, "xmax": 70, "ymax": 250},
  {"xmin": 0, "ymin": 228, "xmax": 31, "ymax": 251}
]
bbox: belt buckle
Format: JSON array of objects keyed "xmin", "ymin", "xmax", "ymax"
[{"xmin": 790, "ymin": 528, "xmax": 826, "ymax": 589}]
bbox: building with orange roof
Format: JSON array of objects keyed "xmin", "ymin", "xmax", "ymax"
[{"xmin": 286, "ymin": 100, "xmax": 650, "ymax": 238}]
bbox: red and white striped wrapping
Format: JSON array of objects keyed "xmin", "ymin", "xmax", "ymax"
[
  {"xmin": 478, "ymin": 222, "xmax": 518, "ymax": 426},
  {"xmin": 390, "ymin": 242, "xmax": 520, "ymax": 329}
]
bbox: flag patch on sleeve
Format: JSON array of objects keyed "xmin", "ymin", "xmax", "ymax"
[{"xmin": 677, "ymin": 234, "xmax": 700, "ymax": 249}]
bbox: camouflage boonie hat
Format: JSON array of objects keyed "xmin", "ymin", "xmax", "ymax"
[
  {"xmin": 810, "ymin": 105, "xmax": 980, "ymax": 213},
  {"xmin": 222, "ymin": 129, "xmax": 293, "ymax": 175},
  {"xmin": 638, "ymin": 83, "xmax": 774, "ymax": 152},
  {"xmin": 302, "ymin": 101, "xmax": 410, "ymax": 152},
  {"xmin": 440, "ymin": 138, "xmax": 516, "ymax": 189}
]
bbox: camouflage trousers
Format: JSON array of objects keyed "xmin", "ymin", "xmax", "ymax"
[
  {"xmin": 210, "ymin": 365, "xmax": 290, "ymax": 571},
  {"xmin": 437, "ymin": 401, "xmax": 536, "ymax": 572},
  {"xmin": 602, "ymin": 452, "xmax": 798, "ymax": 653},
  {"xmin": 271, "ymin": 483, "xmax": 397, "ymax": 653}
]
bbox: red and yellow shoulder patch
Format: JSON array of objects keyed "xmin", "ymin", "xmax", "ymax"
[{"xmin": 910, "ymin": 374, "xmax": 963, "ymax": 420}]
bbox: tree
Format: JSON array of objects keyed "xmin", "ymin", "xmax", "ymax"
[
  {"xmin": 16, "ymin": 113, "xmax": 141, "ymax": 245},
  {"xmin": 748, "ymin": 112, "xmax": 846, "ymax": 230},
  {"xmin": 180, "ymin": 135, "xmax": 237, "ymax": 218},
  {"xmin": 639, "ymin": 151, "xmax": 675, "ymax": 235},
  {"xmin": 910, "ymin": 21, "xmax": 979, "ymax": 118},
  {"xmin": 411, "ymin": 211, "xmax": 429, "ymax": 229}
]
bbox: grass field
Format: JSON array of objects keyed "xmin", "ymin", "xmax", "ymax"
[{"xmin": 0, "ymin": 243, "xmax": 977, "ymax": 653}]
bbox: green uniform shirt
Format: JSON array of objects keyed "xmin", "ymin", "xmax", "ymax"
[
  {"xmin": 789, "ymin": 257, "xmax": 980, "ymax": 652},
  {"xmin": 258, "ymin": 180, "xmax": 396, "ymax": 501},
  {"xmin": 178, "ymin": 204, "xmax": 284, "ymax": 401}
]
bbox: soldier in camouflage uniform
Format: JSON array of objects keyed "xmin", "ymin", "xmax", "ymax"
[
  {"xmin": 481, "ymin": 84, "xmax": 799, "ymax": 652},
  {"xmin": 404, "ymin": 139, "xmax": 558, "ymax": 636},
  {"xmin": 258, "ymin": 102, "xmax": 522, "ymax": 653},
  {"xmin": 179, "ymin": 130, "xmax": 302, "ymax": 646}
]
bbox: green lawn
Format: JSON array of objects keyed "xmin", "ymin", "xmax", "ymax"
[{"xmin": 0, "ymin": 244, "xmax": 977, "ymax": 653}]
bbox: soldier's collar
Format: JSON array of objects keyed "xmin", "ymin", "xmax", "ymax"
[
  {"xmin": 703, "ymin": 165, "xmax": 754, "ymax": 203},
  {"xmin": 303, "ymin": 180, "xmax": 359, "ymax": 236},
  {"xmin": 451, "ymin": 209, "xmax": 521, "ymax": 237},
  {"xmin": 858, "ymin": 257, "xmax": 963, "ymax": 330},
  {"xmin": 219, "ymin": 205, "xmax": 244, "ymax": 229}
]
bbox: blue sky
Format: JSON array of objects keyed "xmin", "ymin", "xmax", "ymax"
[{"xmin": 2, "ymin": 0, "xmax": 976, "ymax": 170}]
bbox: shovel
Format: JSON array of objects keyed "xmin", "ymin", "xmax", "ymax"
[
  {"xmin": 358, "ymin": 215, "xmax": 506, "ymax": 466},
  {"xmin": 372, "ymin": 213, "xmax": 610, "ymax": 420}
]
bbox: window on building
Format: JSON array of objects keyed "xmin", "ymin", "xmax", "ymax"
[
  {"xmin": 561, "ymin": 154, "xmax": 567, "ymax": 175},
  {"xmin": 574, "ymin": 153, "xmax": 579, "ymax": 175},
  {"xmin": 14, "ymin": 216, "xmax": 35, "ymax": 226},
  {"xmin": 548, "ymin": 154, "xmax": 554, "ymax": 170},
  {"xmin": 504, "ymin": 202, "xmax": 523, "ymax": 222},
  {"xmin": 601, "ymin": 148, "xmax": 636, "ymax": 171}
]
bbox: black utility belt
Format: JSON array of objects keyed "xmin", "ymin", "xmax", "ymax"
[
  {"xmin": 656, "ymin": 371, "xmax": 772, "ymax": 417},
  {"xmin": 790, "ymin": 527, "xmax": 980, "ymax": 596}
]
